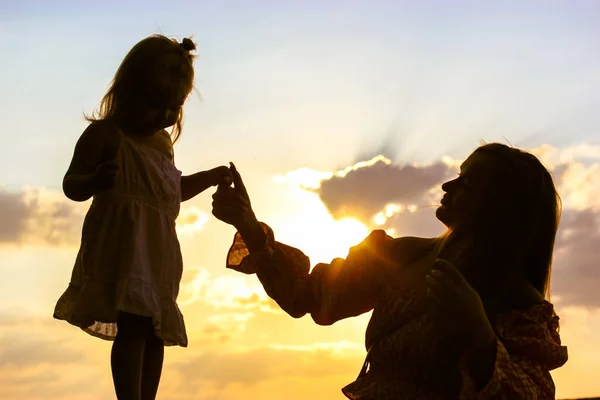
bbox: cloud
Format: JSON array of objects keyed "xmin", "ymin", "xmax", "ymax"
[
  {"xmin": 0, "ymin": 309, "xmax": 52, "ymax": 328},
  {"xmin": 0, "ymin": 187, "xmax": 211, "ymax": 247},
  {"xmin": 553, "ymin": 161, "xmax": 600, "ymax": 210},
  {"xmin": 0, "ymin": 332, "xmax": 83, "ymax": 367},
  {"xmin": 179, "ymin": 267, "xmax": 281, "ymax": 314},
  {"xmin": 276, "ymin": 155, "xmax": 456, "ymax": 225},
  {"xmin": 379, "ymin": 206, "xmax": 447, "ymax": 238},
  {"xmin": 0, "ymin": 190, "xmax": 30, "ymax": 243},
  {"xmin": 178, "ymin": 267, "xmax": 284, "ymax": 344},
  {"xmin": 314, "ymin": 158, "xmax": 455, "ymax": 222},
  {"xmin": 551, "ymin": 208, "xmax": 600, "ymax": 308},
  {"xmin": 171, "ymin": 342, "xmax": 363, "ymax": 389},
  {"xmin": 176, "ymin": 207, "xmax": 211, "ymax": 236},
  {"xmin": 0, "ymin": 187, "xmax": 84, "ymax": 246}
]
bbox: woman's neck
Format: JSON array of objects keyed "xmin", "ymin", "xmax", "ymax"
[{"xmin": 436, "ymin": 231, "xmax": 472, "ymax": 267}]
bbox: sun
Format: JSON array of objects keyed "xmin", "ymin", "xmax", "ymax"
[{"xmin": 273, "ymin": 189, "xmax": 370, "ymax": 268}]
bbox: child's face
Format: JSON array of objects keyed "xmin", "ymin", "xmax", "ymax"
[
  {"xmin": 140, "ymin": 89, "xmax": 186, "ymax": 131},
  {"xmin": 132, "ymin": 53, "xmax": 192, "ymax": 133}
]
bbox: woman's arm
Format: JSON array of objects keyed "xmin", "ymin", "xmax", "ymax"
[
  {"xmin": 214, "ymin": 164, "xmax": 396, "ymax": 324},
  {"xmin": 227, "ymin": 222, "xmax": 395, "ymax": 325}
]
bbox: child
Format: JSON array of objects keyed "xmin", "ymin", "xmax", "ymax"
[{"xmin": 53, "ymin": 35, "xmax": 231, "ymax": 400}]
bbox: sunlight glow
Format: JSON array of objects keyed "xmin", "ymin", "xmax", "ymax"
[
  {"xmin": 273, "ymin": 168, "xmax": 333, "ymax": 189},
  {"xmin": 274, "ymin": 189, "xmax": 369, "ymax": 267},
  {"xmin": 441, "ymin": 155, "xmax": 463, "ymax": 170},
  {"xmin": 373, "ymin": 203, "xmax": 403, "ymax": 226},
  {"xmin": 268, "ymin": 340, "xmax": 363, "ymax": 355},
  {"xmin": 178, "ymin": 267, "xmax": 283, "ymax": 316}
]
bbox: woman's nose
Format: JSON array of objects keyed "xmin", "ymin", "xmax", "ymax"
[
  {"xmin": 441, "ymin": 178, "xmax": 459, "ymax": 192},
  {"xmin": 441, "ymin": 180, "xmax": 451, "ymax": 192}
]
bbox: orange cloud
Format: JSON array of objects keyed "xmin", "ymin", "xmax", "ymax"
[{"xmin": 179, "ymin": 267, "xmax": 282, "ymax": 314}]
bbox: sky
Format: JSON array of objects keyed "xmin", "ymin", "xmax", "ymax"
[{"xmin": 1, "ymin": 1, "xmax": 600, "ymax": 399}]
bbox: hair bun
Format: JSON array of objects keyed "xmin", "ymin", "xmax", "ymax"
[{"xmin": 180, "ymin": 37, "xmax": 196, "ymax": 52}]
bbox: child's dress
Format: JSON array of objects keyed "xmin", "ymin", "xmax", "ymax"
[{"xmin": 54, "ymin": 129, "xmax": 188, "ymax": 347}]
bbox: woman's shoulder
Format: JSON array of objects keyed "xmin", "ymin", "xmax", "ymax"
[
  {"xmin": 384, "ymin": 235, "xmax": 439, "ymax": 266},
  {"xmin": 503, "ymin": 280, "xmax": 547, "ymax": 311},
  {"xmin": 391, "ymin": 236, "xmax": 439, "ymax": 248}
]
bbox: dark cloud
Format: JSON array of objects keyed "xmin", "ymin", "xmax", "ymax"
[
  {"xmin": 314, "ymin": 160, "xmax": 454, "ymax": 221},
  {"xmin": 551, "ymin": 208, "xmax": 600, "ymax": 308},
  {"xmin": 0, "ymin": 190, "xmax": 30, "ymax": 242},
  {"xmin": 0, "ymin": 188, "xmax": 83, "ymax": 246}
]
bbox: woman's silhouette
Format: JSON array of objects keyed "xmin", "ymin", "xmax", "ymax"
[{"xmin": 212, "ymin": 143, "xmax": 568, "ymax": 399}]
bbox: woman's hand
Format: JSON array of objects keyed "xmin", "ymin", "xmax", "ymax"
[
  {"xmin": 212, "ymin": 163, "xmax": 266, "ymax": 253},
  {"xmin": 426, "ymin": 259, "xmax": 496, "ymax": 350},
  {"xmin": 212, "ymin": 163, "xmax": 255, "ymax": 229}
]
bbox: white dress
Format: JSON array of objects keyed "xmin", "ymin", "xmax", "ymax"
[{"xmin": 54, "ymin": 129, "xmax": 187, "ymax": 347}]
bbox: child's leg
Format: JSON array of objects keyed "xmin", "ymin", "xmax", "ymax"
[
  {"xmin": 141, "ymin": 324, "xmax": 165, "ymax": 400},
  {"xmin": 111, "ymin": 312, "xmax": 149, "ymax": 400}
]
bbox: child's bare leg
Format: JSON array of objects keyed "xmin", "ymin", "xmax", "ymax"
[
  {"xmin": 141, "ymin": 325, "xmax": 165, "ymax": 400},
  {"xmin": 111, "ymin": 312, "xmax": 148, "ymax": 400}
]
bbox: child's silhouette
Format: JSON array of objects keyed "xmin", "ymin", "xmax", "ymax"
[{"xmin": 53, "ymin": 35, "xmax": 231, "ymax": 400}]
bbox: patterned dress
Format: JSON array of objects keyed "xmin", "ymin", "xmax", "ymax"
[
  {"xmin": 53, "ymin": 129, "xmax": 187, "ymax": 347},
  {"xmin": 226, "ymin": 224, "xmax": 568, "ymax": 399}
]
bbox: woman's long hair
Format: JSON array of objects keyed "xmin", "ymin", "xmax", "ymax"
[{"xmin": 437, "ymin": 143, "xmax": 561, "ymax": 320}]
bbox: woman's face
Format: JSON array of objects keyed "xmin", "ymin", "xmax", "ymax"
[{"xmin": 436, "ymin": 151, "xmax": 497, "ymax": 228}]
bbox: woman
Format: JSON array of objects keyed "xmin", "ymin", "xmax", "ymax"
[{"xmin": 212, "ymin": 143, "xmax": 568, "ymax": 399}]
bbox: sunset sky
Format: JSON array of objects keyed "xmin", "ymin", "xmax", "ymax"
[{"xmin": 1, "ymin": 1, "xmax": 600, "ymax": 399}]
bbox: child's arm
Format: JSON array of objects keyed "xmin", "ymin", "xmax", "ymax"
[
  {"xmin": 180, "ymin": 167, "xmax": 232, "ymax": 202},
  {"xmin": 63, "ymin": 121, "xmax": 120, "ymax": 202}
]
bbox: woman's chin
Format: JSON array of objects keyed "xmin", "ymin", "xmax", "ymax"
[{"xmin": 435, "ymin": 205, "xmax": 452, "ymax": 226}]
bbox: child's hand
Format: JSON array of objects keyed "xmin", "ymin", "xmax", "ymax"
[
  {"xmin": 92, "ymin": 161, "xmax": 119, "ymax": 191},
  {"xmin": 209, "ymin": 166, "xmax": 233, "ymax": 186}
]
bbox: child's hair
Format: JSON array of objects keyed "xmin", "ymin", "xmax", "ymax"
[{"xmin": 86, "ymin": 35, "xmax": 197, "ymax": 143}]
